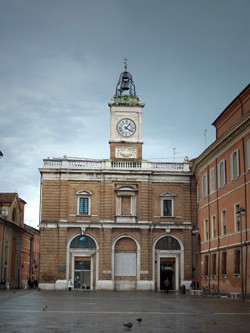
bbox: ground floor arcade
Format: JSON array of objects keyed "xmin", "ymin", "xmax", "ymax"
[{"xmin": 39, "ymin": 225, "xmax": 195, "ymax": 291}]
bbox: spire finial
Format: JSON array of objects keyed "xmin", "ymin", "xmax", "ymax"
[{"xmin": 124, "ymin": 57, "xmax": 128, "ymax": 70}]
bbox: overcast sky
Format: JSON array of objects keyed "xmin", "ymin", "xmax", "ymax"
[{"xmin": 0, "ymin": 0, "xmax": 249, "ymax": 228}]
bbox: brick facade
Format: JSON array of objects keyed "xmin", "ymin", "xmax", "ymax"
[
  {"xmin": 39, "ymin": 162, "xmax": 197, "ymax": 290},
  {"xmin": 192, "ymin": 83, "xmax": 250, "ymax": 298}
]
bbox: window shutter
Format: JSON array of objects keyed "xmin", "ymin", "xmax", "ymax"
[
  {"xmin": 230, "ymin": 153, "xmax": 234, "ymax": 180},
  {"xmin": 236, "ymin": 149, "xmax": 240, "ymax": 177},
  {"xmin": 223, "ymin": 160, "xmax": 226, "ymax": 186},
  {"xmin": 217, "ymin": 163, "xmax": 221, "ymax": 188}
]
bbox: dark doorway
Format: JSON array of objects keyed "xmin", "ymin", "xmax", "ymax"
[{"xmin": 160, "ymin": 259, "xmax": 175, "ymax": 290}]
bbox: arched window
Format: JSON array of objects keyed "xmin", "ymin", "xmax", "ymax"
[
  {"xmin": 155, "ymin": 236, "xmax": 180, "ymax": 250},
  {"xmin": 70, "ymin": 235, "xmax": 96, "ymax": 249}
]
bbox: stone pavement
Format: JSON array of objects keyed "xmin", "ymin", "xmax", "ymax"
[{"xmin": 0, "ymin": 289, "xmax": 249, "ymax": 333}]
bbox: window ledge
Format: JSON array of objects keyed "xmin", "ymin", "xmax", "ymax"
[
  {"xmin": 115, "ymin": 215, "xmax": 137, "ymax": 223},
  {"xmin": 77, "ymin": 214, "xmax": 91, "ymax": 217}
]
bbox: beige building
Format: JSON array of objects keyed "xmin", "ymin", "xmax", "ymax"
[{"xmin": 39, "ymin": 64, "xmax": 197, "ymax": 290}]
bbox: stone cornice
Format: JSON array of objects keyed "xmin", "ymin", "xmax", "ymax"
[{"xmin": 192, "ymin": 112, "xmax": 250, "ymax": 175}]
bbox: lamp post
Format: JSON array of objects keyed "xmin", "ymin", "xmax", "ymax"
[
  {"xmin": 191, "ymin": 226, "xmax": 199, "ymax": 284},
  {"xmin": 235, "ymin": 207, "xmax": 246, "ymax": 299},
  {"xmin": 0, "ymin": 151, "xmax": 3, "ymax": 159}
]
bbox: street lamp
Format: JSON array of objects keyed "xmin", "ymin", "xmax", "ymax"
[
  {"xmin": 191, "ymin": 226, "xmax": 199, "ymax": 283},
  {"xmin": 235, "ymin": 207, "xmax": 246, "ymax": 299},
  {"xmin": 0, "ymin": 151, "xmax": 3, "ymax": 159},
  {"xmin": 192, "ymin": 226, "xmax": 199, "ymax": 235}
]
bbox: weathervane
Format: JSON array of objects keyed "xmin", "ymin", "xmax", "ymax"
[{"xmin": 124, "ymin": 57, "xmax": 128, "ymax": 70}]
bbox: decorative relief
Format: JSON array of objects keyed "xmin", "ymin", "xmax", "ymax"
[{"xmin": 115, "ymin": 147, "xmax": 137, "ymax": 158}]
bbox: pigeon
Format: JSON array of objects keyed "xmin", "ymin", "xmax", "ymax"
[
  {"xmin": 123, "ymin": 321, "xmax": 133, "ymax": 329},
  {"xmin": 42, "ymin": 306, "xmax": 47, "ymax": 311},
  {"xmin": 136, "ymin": 317, "xmax": 142, "ymax": 323}
]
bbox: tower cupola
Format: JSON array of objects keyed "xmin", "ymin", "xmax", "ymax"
[
  {"xmin": 115, "ymin": 58, "xmax": 136, "ymax": 97},
  {"xmin": 109, "ymin": 59, "xmax": 144, "ymax": 108}
]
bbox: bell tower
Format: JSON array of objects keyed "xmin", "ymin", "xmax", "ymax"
[{"xmin": 109, "ymin": 60, "xmax": 145, "ymax": 161}]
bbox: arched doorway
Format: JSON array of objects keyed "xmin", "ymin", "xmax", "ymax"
[
  {"xmin": 68, "ymin": 235, "xmax": 97, "ymax": 290},
  {"xmin": 113, "ymin": 236, "xmax": 140, "ymax": 290},
  {"xmin": 154, "ymin": 235, "xmax": 183, "ymax": 291}
]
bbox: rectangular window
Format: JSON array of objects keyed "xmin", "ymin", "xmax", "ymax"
[
  {"xmin": 202, "ymin": 173, "xmax": 208, "ymax": 198},
  {"xmin": 234, "ymin": 250, "xmax": 241, "ymax": 274},
  {"xmin": 221, "ymin": 209, "xmax": 226, "ymax": 236},
  {"xmin": 204, "ymin": 255, "xmax": 209, "ymax": 276},
  {"xmin": 163, "ymin": 199, "xmax": 173, "ymax": 217},
  {"xmin": 79, "ymin": 197, "xmax": 89, "ymax": 215},
  {"xmin": 221, "ymin": 252, "xmax": 227, "ymax": 275},
  {"xmin": 230, "ymin": 149, "xmax": 240, "ymax": 180},
  {"xmin": 212, "ymin": 253, "xmax": 216, "ymax": 276},
  {"xmin": 235, "ymin": 204, "xmax": 241, "ymax": 232},
  {"xmin": 211, "ymin": 216, "xmax": 216, "ymax": 239},
  {"xmin": 210, "ymin": 168, "xmax": 215, "ymax": 193},
  {"xmin": 121, "ymin": 196, "xmax": 131, "ymax": 215},
  {"xmin": 247, "ymin": 140, "xmax": 250, "ymax": 171},
  {"xmin": 217, "ymin": 160, "xmax": 226, "ymax": 188},
  {"xmin": 204, "ymin": 219, "xmax": 209, "ymax": 241}
]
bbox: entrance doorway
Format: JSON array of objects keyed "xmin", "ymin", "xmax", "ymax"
[
  {"xmin": 74, "ymin": 257, "xmax": 90, "ymax": 289},
  {"xmin": 160, "ymin": 258, "xmax": 175, "ymax": 290}
]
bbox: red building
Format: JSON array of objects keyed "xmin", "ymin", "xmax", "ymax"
[
  {"xmin": 192, "ymin": 84, "xmax": 250, "ymax": 298},
  {"xmin": 0, "ymin": 193, "xmax": 40, "ymax": 289}
]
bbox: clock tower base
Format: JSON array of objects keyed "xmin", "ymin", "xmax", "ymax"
[{"xmin": 110, "ymin": 142, "xmax": 143, "ymax": 161}]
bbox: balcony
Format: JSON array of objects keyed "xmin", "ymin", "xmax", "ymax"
[{"xmin": 41, "ymin": 157, "xmax": 190, "ymax": 173}]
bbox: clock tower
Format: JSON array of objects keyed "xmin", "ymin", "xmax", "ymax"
[{"xmin": 109, "ymin": 60, "xmax": 145, "ymax": 161}]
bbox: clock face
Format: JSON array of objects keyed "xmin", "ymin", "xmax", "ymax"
[{"xmin": 117, "ymin": 118, "xmax": 136, "ymax": 137}]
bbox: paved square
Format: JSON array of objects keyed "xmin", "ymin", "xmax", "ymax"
[{"xmin": 0, "ymin": 290, "xmax": 249, "ymax": 332}]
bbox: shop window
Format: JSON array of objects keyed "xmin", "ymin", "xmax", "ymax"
[
  {"xmin": 211, "ymin": 253, "xmax": 216, "ymax": 277},
  {"xmin": 221, "ymin": 252, "xmax": 227, "ymax": 275},
  {"xmin": 234, "ymin": 250, "xmax": 240, "ymax": 275},
  {"xmin": 204, "ymin": 255, "xmax": 209, "ymax": 276}
]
